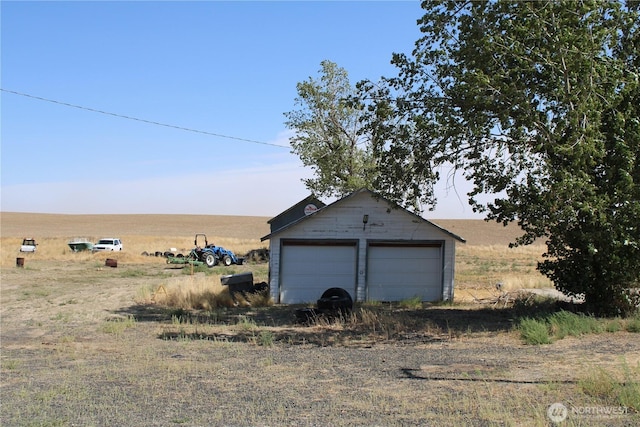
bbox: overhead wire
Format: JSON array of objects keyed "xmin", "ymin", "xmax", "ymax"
[{"xmin": 0, "ymin": 88, "xmax": 290, "ymax": 149}]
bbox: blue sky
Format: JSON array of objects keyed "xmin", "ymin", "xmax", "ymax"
[{"xmin": 1, "ymin": 1, "xmax": 481, "ymax": 218}]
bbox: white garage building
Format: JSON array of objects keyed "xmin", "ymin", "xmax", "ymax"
[{"xmin": 261, "ymin": 189, "xmax": 465, "ymax": 304}]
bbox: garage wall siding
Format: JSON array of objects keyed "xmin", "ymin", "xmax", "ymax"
[{"xmin": 268, "ymin": 191, "xmax": 459, "ymax": 303}]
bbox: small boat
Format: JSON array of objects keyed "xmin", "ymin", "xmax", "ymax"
[{"xmin": 68, "ymin": 238, "xmax": 94, "ymax": 252}]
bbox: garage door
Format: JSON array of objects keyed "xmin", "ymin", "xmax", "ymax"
[
  {"xmin": 280, "ymin": 241, "xmax": 357, "ymax": 304},
  {"xmin": 367, "ymin": 243, "xmax": 442, "ymax": 302}
]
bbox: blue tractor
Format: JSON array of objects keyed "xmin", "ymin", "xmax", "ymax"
[{"xmin": 192, "ymin": 233, "xmax": 243, "ymax": 268}]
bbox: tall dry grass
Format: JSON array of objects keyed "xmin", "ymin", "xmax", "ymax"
[
  {"xmin": 137, "ymin": 271, "xmax": 272, "ymax": 310},
  {"xmin": 139, "ymin": 273, "xmax": 235, "ymax": 309},
  {"xmin": 456, "ymin": 244, "xmax": 550, "ymax": 289}
]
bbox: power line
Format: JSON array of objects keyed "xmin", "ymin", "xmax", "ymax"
[{"xmin": 1, "ymin": 88, "xmax": 290, "ymax": 149}]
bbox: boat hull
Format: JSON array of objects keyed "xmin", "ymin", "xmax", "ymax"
[{"xmin": 68, "ymin": 242, "xmax": 94, "ymax": 252}]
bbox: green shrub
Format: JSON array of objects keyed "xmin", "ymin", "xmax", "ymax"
[
  {"xmin": 236, "ymin": 316, "xmax": 257, "ymax": 331},
  {"xmin": 518, "ymin": 310, "xmax": 608, "ymax": 344},
  {"xmin": 578, "ymin": 367, "xmax": 616, "ymax": 399},
  {"xmin": 605, "ymin": 319, "xmax": 624, "ymax": 332},
  {"xmin": 625, "ymin": 315, "xmax": 640, "ymax": 333},
  {"xmin": 398, "ymin": 295, "xmax": 422, "ymax": 309},
  {"xmin": 518, "ymin": 317, "xmax": 552, "ymax": 345},
  {"xmin": 257, "ymin": 330, "xmax": 274, "ymax": 347},
  {"xmin": 101, "ymin": 315, "xmax": 136, "ymax": 335},
  {"xmin": 548, "ymin": 311, "xmax": 602, "ymax": 338},
  {"xmin": 619, "ymin": 375, "xmax": 640, "ymax": 412},
  {"xmin": 119, "ymin": 269, "xmax": 146, "ymax": 278},
  {"xmin": 579, "ymin": 363, "xmax": 640, "ymax": 411}
]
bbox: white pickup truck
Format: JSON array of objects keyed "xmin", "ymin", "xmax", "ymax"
[
  {"xmin": 92, "ymin": 238, "xmax": 123, "ymax": 252},
  {"xmin": 20, "ymin": 238, "xmax": 37, "ymax": 252}
]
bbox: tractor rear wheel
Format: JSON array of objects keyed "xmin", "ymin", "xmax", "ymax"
[{"xmin": 204, "ymin": 253, "xmax": 217, "ymax": 268}]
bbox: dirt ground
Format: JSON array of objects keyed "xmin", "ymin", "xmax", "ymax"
[{"xmin": 1, "ymin": 214, "xmax": 638, "ymax": 426}]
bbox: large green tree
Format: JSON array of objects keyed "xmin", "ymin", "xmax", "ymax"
[
  {"xmin": 284, "ymin": 60, "xmax": 376, "ymax": 200},
  {"xmin": 359, "ymin": 0, "xmax": 640, "ymax": 315}
]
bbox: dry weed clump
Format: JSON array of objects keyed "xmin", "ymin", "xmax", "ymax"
[
  {"xmin": 497, "ymin": 274, "xmax": 552, "ymax": 291},
  {"xmin": 146, "ymin": 274, "xmax": 233, "ymax": 309},
  {"xmin": 145, "ymin": 273, "xmax": 271, "ymax": 310},
  {"xmin": 307, "ymin": 306, "xmax": 443, "ymax": 342},
  {"xmin": 241, "ymin": 290, "xmax": 273, "ymax": 307}
]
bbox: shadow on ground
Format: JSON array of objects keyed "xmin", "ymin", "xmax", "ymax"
[
  {"xmin": 110, "ymin": 301, "xmax": 553, "ymax": 347},
  {"xmin": 399, "ymin": 368, "xmax": 578, "ymax": 384}
]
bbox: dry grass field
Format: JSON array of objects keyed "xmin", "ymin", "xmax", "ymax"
[
  {"xmin": 0, "ymin": 212, "xmax": 531, "ymax": 243},
  {"xmin": 0, "ymin": 211, "xmax": 271, "ymax": 267},
  {"xmin": 1, "ymin": 213, "xmax": 638, "ymax": 426}
]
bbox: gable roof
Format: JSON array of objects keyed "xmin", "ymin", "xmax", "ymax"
[
  {"xmin": 267, "ymin": 194, "xmax": 325, "ymax": 225},
  {"xmin": 261, "ymin": 188, "xmax": 466, "ymax": 243}
]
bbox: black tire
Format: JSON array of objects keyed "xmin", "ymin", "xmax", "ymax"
[
  {"xmin": 222, "ymin": 255, "xmax": 232, "ymax": 266},
  {"xmin": 204, "ymin": 253, "xmax": 217, "ymax": 268},
  {"xmin": 317, "ymin": 287, "xmax": 353, "ymax": 313},
  {"xmin": 320, "ymin": 287, "xmax": 352, "ymax": 301}
]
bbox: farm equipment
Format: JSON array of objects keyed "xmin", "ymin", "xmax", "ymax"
[
  {"xmin": 220, "ymin": 272, "xmax": 269, "ymax": 304},
  {"xmin": 166, "ymin": 234, "xmax": 243, "ymax": 268},
  {"xmin": 165, "ymin": 252, "xmax": 204, "ymax": 267}
]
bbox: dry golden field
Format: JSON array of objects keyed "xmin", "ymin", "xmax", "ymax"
[
  {"xmin": 1, "ymin": 212, "xmax": 270, "ymax": 268},
  {"xmin": 1, "ymin": 211, "xmax": 535, "ymax": 244},
  {"xmin": 0, "ymin": 212, "xmax": 271, "ymax": 239}
]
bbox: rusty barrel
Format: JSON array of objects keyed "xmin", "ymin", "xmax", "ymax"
[
  {"xmin": 16, "ymin": 257, "xmax": 25, "ymax": 268},
  {"xmin": 105, "ymin": 258, "xmax": 118, "ymax": 268}
]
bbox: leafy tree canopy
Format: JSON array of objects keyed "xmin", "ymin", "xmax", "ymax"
[
  {"xmin": 358, "ymin": 0, "xmax": 640, "ymax": 315},
  {"xmin": 283, "ymin": 60, "xmax": 376, "ymax": 201}
]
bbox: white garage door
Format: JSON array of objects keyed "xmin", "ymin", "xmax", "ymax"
[
  {"xmin": 367, "ymin": 243, "xmax": 442, "ymax": 302},
  {"xmin": 280, "ymin": 241, "xmax": 357, "ymax": 304}
]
